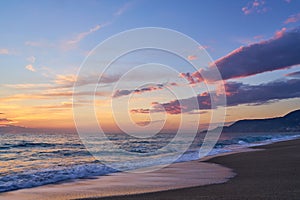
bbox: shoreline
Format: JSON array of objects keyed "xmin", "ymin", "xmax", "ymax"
[
  {"xmin": 0, "ymin": 138, "xmax": 299, "ymax": 200},
  {"xmin": 83, "ymin": 138, "xmax": 300, "ymax": 200},
  {"xmin": 0, "ymin": 151, "xmax": 237, "ymax": 200}
]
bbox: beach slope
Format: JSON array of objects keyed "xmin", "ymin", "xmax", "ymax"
[{"xmin": 85, "ymin": 139, "xmax": 300, "ymax": 200}]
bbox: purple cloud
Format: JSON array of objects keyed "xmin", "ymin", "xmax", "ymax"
[
  {"xmin": 181, "ymin": 27, "xmax": 300, "ymax": 84},
  {"xmin": 285, "ymin": 71, "xmax": 300, "ymax": 78},
  {"xmin": 132, "ymin": 79, "xmax": 300, "ymax": 115},
  {"xmin": 112, "ymin": 84, "xmax": 166, "ymax": 98},
  {"xmin": 242, "ymin": 0, "xmax": 267, "ymax": 15},
  {"xmin": 0, "ymin": 118, "xmax": 12, "ymax": 123},
  {"xmin": 284, "ymin": 13, "xmax": 300, "ymax": 24}
]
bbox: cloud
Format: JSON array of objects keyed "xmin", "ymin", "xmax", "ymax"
[
  {"xmin": 25, "ymin": 41, "xmax": 39, "ymax": 46},
  {"xmin": 26, "ymin": 2, "xmax": 134, "ymax": 52},
  {"xmin": 132, "ymin": 79, "xmax": 300, "ymax": 115},
  {"xmin": 39, "ymin": 91, "xmax": 109, "ymax": 98},
  {"xmin": 67, "ymin": 24, "xmax": 101, "ymax": 45},
  {"xmin": 114, "ymin": 2, "xmax": 133, "ymax": 16},
  {"xmin": 274, "ymin": 27, "xmax": 287, "ymax": 39},
  {"xmin": 3, "ymin": 83, "xmax": 52, "ymax": 90},
  {"xmin": 0, "ymin": 48, "xmax": 9, "ymax": 55},
  {"xmin": 187, "ymin": 110, "xmax": 208, "ymax": 115},
  {"xmin": 130, "ymin": 108, "xmax": 151, "ymax": 114},
  {"xmin": 0, "ymin": 118, "xmax": 12, "ymax": 123},
  {"xmin": 61, "ymin": 23, "xmax": 109, "ymax": 50},
  {"xmin": 285, "ymin": 71, "xmax": 300, "ymax": 78},
  {"xmin": 113, "ymin": 89, "xmax": 132, "ymax": 98},
  {"xmin": 34, "ymin": 102, "xmax": 73, "ymax": 109},
  {"xmin": 25, "ymin": 64, "xmax": 36, "ymax": 72},
  {"xmin": 187, "ymin": 55, "xmax": 197, "ymax": 61},
  {"xmin": 0, "ymin": 90, "xmax": 110, "ymax": 102},
  {"xmin": 54, "ymin": 74, "xmax": 77, "ymax": 86},
  {"xmin": 26, "ymin": 56, "xmax": 36, "ymax": 63},
  {"xmin": 181, "ymin": 27, "xmax": 300, "ymax": 84},
  {"xmin": 242, "ymin": 0, "xmax": 267, "ymax": 15},
  {"xmin": 54, "ymin": 73, "xmax": 120, "ymax": 89},
  {"xmin": 0, "ymin": 117, "xmax": 15, "ymax": 126},
  {"xmin": 284, "ymin": 13, "xmax": 300, "ymax": 24},
  {"xmin": 1, "ymin": 73, "xmax": 118, "ymax": 102},
  {"xmin": 24, "ymin": 40, "xmax": 56, "ymax": 49},
  {"xmin": 238, "ymin": 35, "xmax": 265, "ymax": 45},
  {"xmin": 135, "ymin": 119, "xmax": 165, "ymax": 126},
  {"xmin": 112, "ymin": 83, "xmax": 168, "ymax": 98}
]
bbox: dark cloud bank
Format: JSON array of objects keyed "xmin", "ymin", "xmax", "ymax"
[
  {"xmin": 130, "ymin": 27, "xmax": 300, "ymax": 114},
  {"xmin": 181, "ymin": 27, "xmax": 300, "ymax": 83}
]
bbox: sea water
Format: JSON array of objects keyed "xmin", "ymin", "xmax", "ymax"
[{"xmin": 0, "ymin": 131, "xmax": 299, "ymax": 192}]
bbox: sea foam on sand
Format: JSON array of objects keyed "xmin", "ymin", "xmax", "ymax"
[{"xmin": 0, "ymin": 158, "xmax": 237, "ymax": 200}]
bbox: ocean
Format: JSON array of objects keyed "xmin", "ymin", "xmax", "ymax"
[{"xmin": 0, "ymin": 131, "xmax": 299, "ymax": 192}]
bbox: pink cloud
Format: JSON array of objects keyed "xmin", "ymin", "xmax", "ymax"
[
  {"xmin": 114, "ymin": 2, "xmax": 134, "ymax": 16},
  {"xmin": 65, "ymin": 24, "xmax": 102, "ymax": 47},
  {"xmin": 242, "ymin": 0, "xmax": 267, "ymax": 15},
  {"xmin": 0, "ymin": 117, "xmax": 15, "ymax": 126},
  {"xmin": 274, "ymin": 27, "xmax": 287, "ymax": 39},
  {"xmin": 130, "ymin": 108, "xmax": 150, "ymax": 114},
  {"xmin": 132, "ymin": 79, "xmax": 300, "ymax": 115},
  {"xmin": 113, "ymin": 84, "xmax": 165, "ymax": 98},
  {"xmin": 0, "ymin": 48, "xmax": 9, "ymax": 55},
  {"xmin": 284, "ymin": 13, "xmax": 300, "ymax": 24},
  {"xmin": 25, "ymin": 64, "xmax": 36, "ymax": 72},
  {"xmin": 253, "ymin": 35, "xmax": 264, "ymax": 40},
  {"xmin": 285, "ymin": 71, "xmax": 300, "ymax": 78},
  {"xmin": 187, "ymin": 55, "xmax": 197, "ymax": 60},
  {"xmin": 180, "ymin": 27, "xmax": 300, "ymax": 84},
  {"xmin": 54, "ymin": 73, "xmax": 119, "ymax": 89}
]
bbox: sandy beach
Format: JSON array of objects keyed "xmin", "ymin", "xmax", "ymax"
[
  {"xmin": 85, "ymin": 139, "xmax": 300, "ymax": 200},
  {"xmin": 0, "ymin": 152, "xmax": 235, "ymax": 200},
  {"xmin": 0, "ymin": 139, "xmax": 299, "ymax": 200}
]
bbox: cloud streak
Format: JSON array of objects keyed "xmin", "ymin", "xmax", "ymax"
[
  {"xmin": 284, "ymin": 13, "xmax": 300, "ymax": 24},
  {"xmin": 112, "ymin": 82, "xmax": 178, "ymax": 98},
  {"xmin": 187, "ymin": 55, "xmax": 197, "ymax": 60},
  {"xmin": 0, "ymin": 118, "xmax": 12, "ymax": 123},
  {"xmin": 0, "ymin": 116, "xmax": 15, "ymax": 126},
  {"xmin": 242, "ymin": 0, "xmax": 267, "ymax": 15},
  {"xmin": 114, "ymin": 1, "xmax": 134, "ymax": 16},
  {"xmin": 0, "ymin": 48, "xmax": 10, "ymax": 55},
  {"xmin": 26, "ymin": 56, "xmax": 36, "ymax": 63},
  {"xmin": 180, "ymin": 27, "xmax": 300, "ymax": 84},
  {"xmin": 285, "ymin": 71, "xmax": 300, "ymax": 78},
  {"xmin": 34, "ymin": 102, "xmax": 73, "ymax": 109},
  {"xmin": 62, "ymin": 1, "xmax": 135, "ymax": 50},
  {"xmin": 132, "ymin": 79, "xmax": 300, "ymax": 115},
  {"xmin": 0, "ymin": 90, "xmax": 110, "ymax": 102},
  {"xmin": 61, "ymin": 24, "xmax": 109, "ymax": 50},
  {"xmin": 25, "ymin": 64, "xmax": 36, "ymax": 72},
  {"xmin": 55, "ymin": 73, "xmax": 120, "ymax": 89},
  {"xmin": 112, "ymin": 84, "xmax": 165, "ymax": 98},
  {"xmin": 66, "ymin": 24, "xmax": 102, "ymax": 46}
]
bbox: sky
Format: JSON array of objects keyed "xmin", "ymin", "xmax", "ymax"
[{"xmin": 1, "ymin": 0, "xmax": 300, "ymax": 133}]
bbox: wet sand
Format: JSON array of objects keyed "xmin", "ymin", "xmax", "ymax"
[
  {"xmin": 0, "ymin": 155, "xmax": 235, "ymax": 200},
  {"xmin": 83, "ymin": 139, "xmax": 300, "ymax": 200},
  {"xmin": 1, "ymin": 139, "xmax": 299, "ymax": 200}
]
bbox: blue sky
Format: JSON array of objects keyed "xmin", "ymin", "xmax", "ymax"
[{"xmin": 1, "ymin": 0, "xmax": 300, "ymax": 132}]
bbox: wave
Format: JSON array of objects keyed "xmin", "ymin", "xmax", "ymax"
[
  {"xmin": 2, "ymin": 141, "xmax": 85, "ymax": 149},
  {"xmin": 3, "ymin": 142, "xmax": 56, "ymax": 149},
  {"xmin": 0, "ymin": 162, "xmax": 117, "ymax": 192},
  {"xmin": 0, "ymin": 133, "xmax": 299, "ymax": 193},
  {"xmin": 210, "ymin": 133, "xmax": 300, "ymax": 156}
]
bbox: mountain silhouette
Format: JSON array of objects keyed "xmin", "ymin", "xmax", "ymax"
[{"xmin": 209, "ymin": 109, "xmax": 300, "ymax": 133}]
